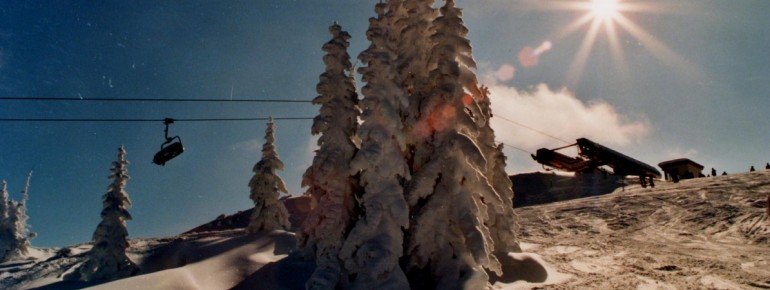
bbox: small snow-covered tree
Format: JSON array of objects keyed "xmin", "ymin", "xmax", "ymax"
[
  {"xmin": 0, "ymin": 180, "xmax": 12, "ymax": 260},
  {"xmin": 0, "ymin": 173, "xmax": 37, "ymax": 261},
  {"xmin": 71, "ymin": 146, "xmax": 138, "ymax": 282},
  {"xmin": 404, "ymin": 0, "xmax": 519, "ymax": 288},
  {"xmin": 338, "ymin": 2, "xmax": 411, "ymax": 289},
  {"xmin": 0, "ymin": 180, "xmax": 8, "ymax": 224},
  {"xmin": 246, "ymin": 118, "xmax": 291, "ymax": 233},
  {"xmin": 11, "ymin": 172, "xmax": 35, "ymax": 258},
  {"xmin": 299, "ymin": 23, "xmax": 361, "ymax": 289}
]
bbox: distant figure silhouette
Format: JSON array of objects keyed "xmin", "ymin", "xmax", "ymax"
[
  {"xmin": 766, "ymin": 163, "xmax": 770, "ymax": 170},
  {"xmin": 711, "ymin": 168, "xmax": 717, "ymax": 177},
  {"xmin": 722, "ymin": 171, "xmax": 728, "ymax": 176},
  {"xmin": 750, "ymin": 166, "xmax": 756, "ymax": 172}
]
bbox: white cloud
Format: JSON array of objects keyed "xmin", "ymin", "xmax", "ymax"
[{"xmin": 488, "ymin": 83, "xmax": 650, "ymax": 151}]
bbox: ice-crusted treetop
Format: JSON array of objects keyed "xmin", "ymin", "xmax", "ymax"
[
  {"xmin": 397, "ymin": 0, "xmax": 437, "ymax": 93},
  {"xmin": 308, "ymin": 23, "xmax": 359, "ymax": 151},
  {"xmin": 21, "ymin": 172, "xmax": 31, "ymax": 204},
  {"xmin": 257, "ymin": 117, "xmax": 284, "ymax": 172},
  {"xmin": 98, "ymin": 146, "xmax": 133, "ymax": 245},
  {"xmin": 105, "ymin": 146, "xmax": 132, "ymax": 220},
  {"xmin": 300, "ymin": 22, "xmax": 360, "ymax": 290},
  {"xmin": 358, "ymin": 2, "xmax": 409, "ymax": 148},
  {"xmin": 15, "ymin": 172, "xmax": 34, "ymax": 244}
]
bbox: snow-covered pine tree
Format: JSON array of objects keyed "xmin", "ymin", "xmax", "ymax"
[
  {"xmin": 0, "ymin": 173, "xmax": 37, "ymax": 261},
  {"xmin": 299, "ymin": 22, "xmax": 361, "ymax": 289},
  {"xmin": 475, "ymin": 87, "xmax": 521, "ymax": 256},
  {"xmin": 0, "ymin": 180, "xmax": 11, "ymax": 260},
  {"xmin": 13, "ymin": 171, "xmax": 35, "ymax": 256},
  {"xmin": 398, "ymin": 0, "xmax": 438, "ymax": 170},
  {"xmin": 0, "ymin": 180, "xmax": 8, "ymax": 223},
  {"xmin": 246, "ymin": 118, "xmax": 291, "ymax": 233},
  {"xmin": 4, "ymin": 201, "xmax": 21, "ymax": 259},
  {"xmin": 404, "ymin": 0, "xmax": 518, "ymax": 288},
  {"xmin": 338, "ymin": 2, "xmax": 411, "ymax": 289},
  {"xmin": 71, "ymin": 146, "xmax": 138, "ymax": 282}
]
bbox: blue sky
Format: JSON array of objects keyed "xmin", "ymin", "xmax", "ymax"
[{"xmin": 0, "ymin": 0, "xmax": 767, "ymax": 247}]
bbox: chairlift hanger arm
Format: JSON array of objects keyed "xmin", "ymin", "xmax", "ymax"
[{"xmin": 163, "ymin": 118, "xmax": 175, "ymax": 142}]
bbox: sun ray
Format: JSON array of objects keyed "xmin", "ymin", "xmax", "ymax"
[
  {"xmin": 538, "ymin": 0, "xmax": 593, "ymax": 11},
  {"xmin": 604, "ymin": 18, "xmax": 629, "ymax": 76},
  {"xmin": 554, "ymin": 12, "xmax": 596, "ymax": 40},
  {"xmin": 617, "ymin": 1, "xmax": 681, "ymax": 14},
  {"xmin": 566, "ymin": 17, "xmax": 603, "ymax": 86},
  {"xmin": 613, "ymin": 13, "xmax": 701, "ymax": 78}
]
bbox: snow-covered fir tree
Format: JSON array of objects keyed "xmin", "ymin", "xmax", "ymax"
[
  {"xmin": 14, "ymin": 172, "xmax": 34, "ymax": 255},
  {"xmin": 475, "ymin": 87, "xmax": 521, "ymax": 256},
  {"xmin": 0, "ymin": 173, "xmax": 36, "ymax": 261},
  {"xmin": 398, "ymin": 0, "xmax": 438, "ymax": 172},
  {"xmin": 70, "ymin": 146, "xmax": 138, "ymax": 282},
  {"xmin": 4, "ymin": 201, "xmax": 21, "ymax": 257},
  {"xmin": 0, "ymin": 180, "xmax": 11, "ymax": 260},
  {"xmin": 0, "ymin": 180, "xmax": 8, "ymax": 224},
  {"xmin": 246, "ymin": 118, "xmax": 291, "ymax": 233},
  {"xmin": 403, "ymin": 0, "xmax": 519, "ymax": 288},
  {"xmin": 299, "ymin": 23, "xmax": 361, "ymax": 289},
  {"xmin": 338, "ymin": 2, "xmax": 411, "ymax": 289}
]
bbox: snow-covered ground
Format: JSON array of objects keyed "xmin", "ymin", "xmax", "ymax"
[
  {"xmin": 514, "ymin": 170, "xmax": 770, "ymax": 289},
  {"xmin": 1, "ymin": 171, "xmax": 768, "ymax": 289}
]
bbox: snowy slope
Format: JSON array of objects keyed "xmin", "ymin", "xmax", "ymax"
[
  {"xmin": 0, "ymin": 230, "xmax": 297, "ymax": 290},
  {"xmin": 2, "ymin": 171, "xmax": 768, "ymax": 289},
  {"xmin": 514, "ymin": 171, "xmax": 770, "ymax": 289}
]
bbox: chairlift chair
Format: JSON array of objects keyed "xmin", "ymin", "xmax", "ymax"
[{"xmin": 153, "ymin": 118, "xmax": 185, "ymax": 166}]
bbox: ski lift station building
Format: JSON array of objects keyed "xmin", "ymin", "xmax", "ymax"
[{"xmin": 658, "ymin": 158, "xmax": 704, "ymax": 181}]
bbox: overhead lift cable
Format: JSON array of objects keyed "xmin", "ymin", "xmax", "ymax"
[
  {"xmin": 501, "ymin": 142, "xmax": 534, "ymax": 155},
  {"xmin": 0, "ymin": 97, "xmax": 313, "ymax": 103},
  {"xmin": 0, "ymin": 117, "xmax": 314, "ymax": 122},
  {"xmin": 494, "ymin": 114, "xmax": 572, "ymax": 145}
]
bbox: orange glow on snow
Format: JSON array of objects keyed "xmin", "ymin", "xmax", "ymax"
[{"xmin": 462, "ymin": 94, "xmax": 474, "ymax": 106}]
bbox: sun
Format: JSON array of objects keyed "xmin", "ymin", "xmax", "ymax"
[
  {"xmin": 590, "ymin": 0, "xmax": 620, "ymax": 20},
  {"xmin": 544, "ymin": 0, "xmax": 694, "ymax": 87}
]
